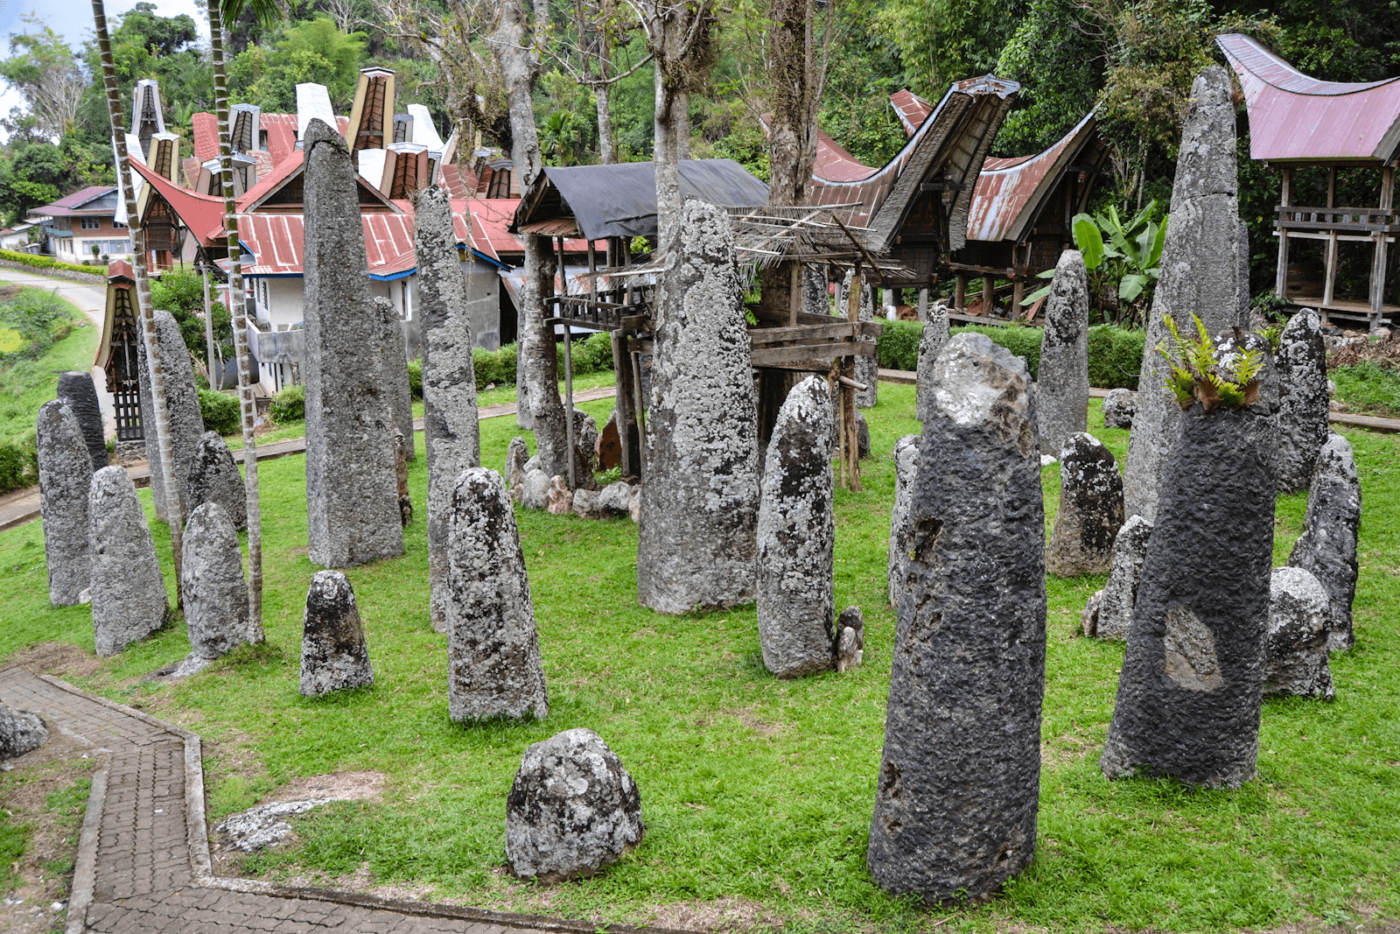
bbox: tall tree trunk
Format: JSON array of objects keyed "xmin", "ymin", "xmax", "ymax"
[
  {"xmin": 496, "ymin": 0, "xmax": 571, "ymax": 479},
  {"xmin": 594, "ymin": 84, "xmax": 614, "ymax": 164},
  {"xmin": 91, "ymin": 0, "xmax": 185, "ymax": 602},
  {"xmin": 209, "ymin": 0, "xmax": 264, "ymax": 643},
  {"xmin": 654, "ymin": 63, "xmax": 682, "ymax": 251},
  {"xmin": 675, "ymin": 89, "xmax": 691, "ymax": 160}
]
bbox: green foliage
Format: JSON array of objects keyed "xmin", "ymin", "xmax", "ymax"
[
  {"xmin": 1024, "ymin": 203, "xmax": 1168, "ymax": 320},
  {"xmin": 815, "ymin": 0, "xmax": 909, "ymax": 168},
  {"xmin": 0, "ymin": 287, "xmax": 77, "ymax": 362},
  {"xmin": 0, "ymin": 804, "xmax": 27, "ymax": 893},
  {"xmin": 199, "ymin": 389, "xmax": 241, "ymax": 436},
  {"xmin": 268, "ymin": 383, "xmax": 305, "ymax": 424},
  {"xmin": 1087, "ymin": 324, "xmax": 1147, "ymax": 390},
  {"xmin": 407, "ymin": 360, "xmax": 422, "ymax": 400},
  {"xmin": 559, "ymin": 331, "xmax": 614, "ymax": 378},
  {"xmin": 229, "ymin": 16, "xmax": 368, "ymax": 112},
  {"xmin": 1157, "ymin": 313, "xmax": 1263, "ymax": 410},
  {"xmin": 875, "ymin": 319, "xmax": 923, "ymax": 371},
  {"xmin": 993, "ymin": 0, "xmax": 1103, "ymax": 156},
  {"xmin": 0, "ymin": 249, "xmax": 102, "ymax": 277},
  {"xmin": 150, "ymin": 270, "xmax": 231, "ymax": 362},
  {"xmin": 874, "ymin": 0, "xmax": 1025, "ymax": 99},
  {"xmin": 0, "ymin": 435, "xmax": 38, "ymax": 494},
  {"xmin": 471, "ymin": 344, "xmax": 519, "ymax": 390},
  {"xmin": 1330, "ymin": 362, "xmax": 1400, "ymax": 419}
]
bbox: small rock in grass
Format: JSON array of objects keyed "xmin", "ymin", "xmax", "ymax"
[
  {"xmin": 214, "ymin": 799, "xmax": 332, "ymax": 852},
  {"xmin": 300, "ymin": 570, "xmax": 375, "ymax": 696},
  {"xmin": 1265, "ymin": 567, "xmax": 1333, "ymax": 699},
  {"xmin": 1102, "ymin": 389, "xmax": 1135, "ymax": 429},
  {"xmin": 0, "ymin": 704, "xmax": 48, "ymax": 759}
]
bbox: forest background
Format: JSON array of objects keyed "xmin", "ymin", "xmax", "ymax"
[{"xmin": 1, "ymin": 0, "xmax": 1397, "ymax": 298}]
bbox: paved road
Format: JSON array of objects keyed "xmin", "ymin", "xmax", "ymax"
[
  {"xmin": 0, "ymin": 666, "xmax": 654, "ymax": 934},
  {"xmin": 1, "ymin": 269, "xmax": 115, "ymax": 434}
]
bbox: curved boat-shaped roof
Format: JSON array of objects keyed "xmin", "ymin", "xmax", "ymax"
[
  {"xmin": 1217, "ymin": 33, "xmax": 1400, "ymax": 164},
  {"xmin": 965, "ymin": 112, "xmax": 1098, "ymax": 244}
]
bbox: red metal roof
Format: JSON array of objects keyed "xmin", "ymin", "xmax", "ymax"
[
  {"xmin": 964, "ymin": 112, "xmax": 1097, "ymax": 244},
  {"xmin": 107, "ymin": 259, "xmax": 133, "ymax": 284},
  {"xmin": 193, "ymin": 112, "xmax": 220, "ymax": 162},
  {"xmin": 438, "ymin": 163, "xmax": 474, "ymax": 200},
  {"xmin": 890, "ymin": 89, "xmax": 934, "ymax": 136},
  {"xmin": 29, "ymin": 185, "xmax": 116, "ymax": 217},
  {"xmin": 239, "ymin": 213, "xmax": 420, "ymax": 277},
  {"xmin": 1218, "ymin": 33, "xmax": 1400, "ymax": 164},
  {"xmin": 131, "ymin": 160, "xmax": 227, "ymax": 247},
  {"xmin": 190, "ymin": 112, "xmax": 352, "ymax": 172},
  {"xmin": 812, "ymin": 129, "xmax": 878, "ymax": 182}
]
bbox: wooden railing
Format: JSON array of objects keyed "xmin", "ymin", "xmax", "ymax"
[{"xmin": 1276, "ymin": 206, "xmax": 1400, "ymax": 234}]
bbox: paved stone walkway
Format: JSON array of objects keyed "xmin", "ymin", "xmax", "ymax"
[{"xmin": 0, "ymin": 666, "xmax": 646, "ymax": 934}]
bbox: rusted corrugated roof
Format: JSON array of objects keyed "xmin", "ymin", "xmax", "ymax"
[
  {"xmin": 1218, "ymin": 34, "xmax": 1400, "ymax": 164},
  {"xmin": 890, "ymin": 89, "xmax": 934, "ymax": 136},
  {"xmin": 964, "ymin": 112, "xmax": 1097, "ymax": 244}
]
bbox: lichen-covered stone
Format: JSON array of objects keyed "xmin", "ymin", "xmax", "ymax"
[
  {"xmin": 546, "ymin": 475, "xmax": 573, "ymax": 514},
  {"xmin": 1037, "ymin": 250, "xmax": 1090, "ymax": 456},
  {"xmin": 868, "ymin": 332, "xmax": 1046, "ymax": 901},
  {"xmin": 89, "ymin": 466, "xmax": 168, "ymax": 656},
  {"xmin": 0, "ymin": 704, "xmax": 47, "ymax": 759},
  {"xmin": 37, "ymin": 401, "xmax": 91, "ymax": 605},
  {"xmin": 56, "ymin": 370, "xmax": 106, "ymax": 473},
  {"xmin": 520, "ymin": 468, "xmax": 551, "ymax": 510},
  {"xmin": 301, "ymin": 118, "xmax": 403, "ymax": 568},
  {"xmin": 300, "ymin": 570, "xmax": 374, "ymax": 696},
  {"xmin": 417, "ymin": 187, "xmax": 483, "ymax": 632},
  {"xmin": 181, "ymin": 502, "xmax": 248, "ymax": 660},
  {"xmin": 757, "ymin": 377, "xmax": 836, "ymax": 679},
  {"xmin": 850, "ymin": 271, "xmax": 878, "ymax": 408},
  {"xmin": 1102, "ymin": 334, "xmax": 1278, "ymax": 788},
  {"xmin": 887, "ymin": 434, "xmax": 920, "ymax": 606},
  {"xmin": 374, "ymin": 296, "xmax": 415, "ymax": 464},
  {"xmin": 596, "ymin": 480, "xmax": 636, "ymax": 518},
  {"xmin": 1122, "ymin": 66, "xmax": 1248, "ymax": 522},
  {"xmin": 1102, "ymin": 389, "xmax": 1136, "ymax": 429},
  {"xmin": 855, "ymin": 409, "xmax": 870, "ymax": 458},
  {"xmin": 186, "ymin": 431, "xmax": 247, "ymax": 531},
  {"xmin": 1275, "ymin": 309, "xmax": 1330, "ymax": 493},
  {"xmin": 572, "ymin": 408, "xmax": 599, "ymax": 483},
  {"xmin": 915, "ymin": 307, "xmax": 949, "ymax": 423},
  {"xmin": 505, "ymin": 728, "xmax": 643, "ymax": 882},
  {"xmin": 133, "ymin": 321, "xmax": 165, "ymax": 519},
  {"xmin": 145, "ymin": 310, "xmax": 207, "ymax": 521},
  {"xmin": 1287, "ymin": 433, "xmax": 1361, "ymax": 652},
  {"xmin": 1047, "ymin": 433, "xmax": 1124, "ymax": 577},
  {"xmin": 1265, "ymin": 567, "xmax": 1334, "ymax": 699},
  {"xmin": 637, "ymin": 201, "xmax": 759, "ymax": 613},
  {"xmin": 446, "ymin": 468, "xmax": 548, "ymax": 721},
  {"xmin": 835, "ymin": 605, "xmax": 865, "ymax": 672},
  {"xmin": 572, "ymin": 488, "xmax": 599, "ymax": 518},
  {"xmin": 393, "ymin": 428, "xmax": 411, "ymax": 527},
  {"xmin": 1083, "ymin": 515, "xmax": 1153, "ymax": 639},
  {"xmin": 505, "ymin": 437, "xmax": 530, "ymax": 499}
]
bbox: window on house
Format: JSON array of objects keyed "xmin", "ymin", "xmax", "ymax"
[{"xmin": 80, "ymin": 217, "xmax": 101, "ymax": 230}]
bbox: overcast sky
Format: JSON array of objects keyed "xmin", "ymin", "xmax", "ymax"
[{"xmin": 0, "ymin": 0, "xmax": 211, "ymax": 142}]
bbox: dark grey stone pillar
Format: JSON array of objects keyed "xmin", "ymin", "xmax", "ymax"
[
  {"xmin": 1046, "ymin": 432, "xmax": 1124, "ymax": 577},
  {"xmin": 89, "ymin": 466, "xmax": 168, "ymax": 656},
  {"xmin": 1287, "ymin": 432, "xmax": 1360, "ymax": 652},
  {"xmin": 186, "ymin": 431, "xmax": 247, "ymax": 531},
  {"xmin": 1275, "ymin": 309, "xmax": 1329, "ymax": 493},
  {"xmin": 1037, "ymin": 250, "xmax": 1089, "ymax": 456},
  {"xmin": 37, "ymin": 401, "xmax": 92, "ymax": 606},
  {"xmin": 300, "ymin": 570, "xmax": 375, "ymax": 695},
  {"xmin": 56, "ymin": 371, "xmax": 106, "ymax": 473},
  {"xmin": 181, "ymin": 501, "xmax": 249, "ymax": 660}
]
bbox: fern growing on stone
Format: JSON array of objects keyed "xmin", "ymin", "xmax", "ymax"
[{"xmin": 1157, "ymin": 314, "xmax": 1263, "ymax": 411}]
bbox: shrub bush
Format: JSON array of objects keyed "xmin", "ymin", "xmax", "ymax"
[
  {"xmin": 0, "ymin": 289, "xmax": 77, "ymax": 363},
  {"xmin": 472, "ymin": 343, "xmax": 519, "ymax": 389},
  {"xmin": 1086, "ymin": 325, "xmax": 1147, "ymax": 390},
  {"xmin": 951, "ymin": 324, "xmax": 1045, "ymax": 377},
  {"xmin": 0, "ymin": 249, "xmax": 102, "ymax": 276},
  {"xmin": 0, "ymin": 435, "xmax": 38, "ymax": 494},
  {"xmin": 407, "ymin": 360, "xmax": 422, "ymax": 399},
  {"xmin": 559, "ymin": 331, "xmax": 614, "ymax": 377},
  {"xmin": 269, "ymin": 383, "xmax": 305, "ymax": 423},
  {"xmin": 876, "ymin": 320, "xmax": 922, "ymax": 371},
  {"xmin": 199, "ymin": 389, "xmax": 241, "ymax": 436}
]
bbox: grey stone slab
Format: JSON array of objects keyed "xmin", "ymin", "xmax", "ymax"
[
  {"xmin": 1287, "ymin": 432, "xmax": 1361, "ymax": 652},
  {"xmin": 868, "ymin": 332, "xmax": 1045, "ymax": 901},
  {"xmin": 1083, "ymin": 514, "xmax": 1153, "ymax": 640},
  {"xmin": 505, "ymin": 728, "xmax": 643, "ymax": 881},
  {"xmin": 89, "ymin": 466, "xmax": 168, "ymax": 656},
  {"xmin": 1265, "ymin": 567, "xmax": 1334, "ymax": 699},
  {"xmin": 181, "ymin": 502, "xmax": 249, "ymax": 660},
  {"xmin": 1275, "ymin": 309, "xmax": 1330, "ymax": 493},
  {"xmin": 186, "ymin": 432, "xmax": 247, "ymax": 531},
  {"xmin": 1046, "ymin": 433, "xmax": 1124, "ymax": 577},
  {"xmin": 373, "ymin": 296, "xmax": 415, "ymax": 464},
  {"xmin": 637, "ymin": 201, "xmax": 759, "ymax": 614},
  {"xmin": 300, "ymin": 570, "xmax": 374, "ymax": 696},
  {"xmin": 152, "ymin": 310, "xmax": 207, "ymax": 520},
  {"xmin": 887, "ymin": 434, "xmax": 920, "ymax": 607},
  {"xmin": 57, "ymin": 370, "xmax": 107, "ymax": 472},
  {"xmin": 446, "ymin": 468, "xmax": 548, "ymax": 721},
  {"xmin": 757, "ymin": 376, "xmax": 836, "ymax": 679},
  {"xmin": 1102, "ymin": 389, "xmax": 1135, "ymax": 429},
  {"xmin": 301, "ymin": 118, "xmax": 403, "ymax": 568},
  {"xmin": 915, "ymin": 307, "xmax": 949, "ymax": 423},
  {"xmin": 1037, "ymin": 250, "xmax": 1090, "ymax": 455},
  {"xmin": 37, "ymin": 400, "xmax": 92, "ymax": 605},
  {"xmin": 1122, "ymin": 66, "xmax": 1248, "ymax": 522},
  {"xmin": 0, "ymin": 703, "xmax": 47, "ymax": 759}
]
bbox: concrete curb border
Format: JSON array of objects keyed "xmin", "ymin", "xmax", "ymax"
[{"xmin": 63, "ymin": 753, "xmax": 108, "ymax": 934}]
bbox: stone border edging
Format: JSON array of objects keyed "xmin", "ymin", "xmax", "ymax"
[
  {"xmin": 29, "ymin": 671, "xmax": 690, "ymax": 934},
  {"xmin": 0, "ymin": 260, "xmax": 106, "ymax": 284}
]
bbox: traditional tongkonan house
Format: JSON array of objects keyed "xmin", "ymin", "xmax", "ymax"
[
  {"xmin": 1218, "ymin": 33, "xmax": 1400, "ymax": 329},
  {"xmin": 93, "ymin": 261, "xmax": 145, "ymax": 456},
  {"xmin": 889, "ymin": 90, "xmax": 1107, "ymax": 317}
]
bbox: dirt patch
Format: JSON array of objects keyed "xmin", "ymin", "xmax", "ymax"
[
  {"xmin": 723, "ymin": 706, "xmax": 786, "ymax": 738},
  {"xmin": 640, "ymin": 896, "xmax": 789, "ymax": 932},
  {"xmin": 5, "ymin": 644, "xmax": 100, "ymax": 682},
  {"xmin": 1330, "ymin": 333, "xmax": 1400, "ymax": 371},
  {"xmin": 0, "ymin": 285, "xmax": 20, "ymax": 302},
  {"xmin": 0, "ymin": 728, "xmax": 97, "ymax": 934},
  {"xmin": 263, "ymin": 771, "xmax": 386, "ymax": 806}
]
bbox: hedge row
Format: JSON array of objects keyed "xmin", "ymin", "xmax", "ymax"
[
  {"xmin": 0, "ymin": 249, "xmax": 105, "ymax": 277},
  {"xmin": 876, "ymin": 319, "xmax": 1146, "ymax": 391},
  {"xmin": 0, "ymin": 436, "xmax": 38, "ymax": 495},
  {"xmin": 198, "ymin": 389, "xmax": 241, "ymax": 436}
]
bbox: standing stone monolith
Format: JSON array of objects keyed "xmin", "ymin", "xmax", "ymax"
[
  {"xmin": 637, "ymin": 201, "xmax": 759, "ymax": 614},
  {"xmin": 56, "ymin": 371, "xmax": 106, "ymax": 472},
  {"xmin": 1265, "ymin": 567, "xmax": 1334, "ymax": 699},
  {"xmin": 868, "ymin": 332, "xmax": 1046, "ymax": 901},
  {"xmin": 446, "ymin": 468, "xmax": 549, "ymax": 721},
  {"xmin": 302, "ymin": 118, "xmax": 403, "ymax": 568},
  {"xmin": 915, "ymin": 307, "xmax": 949, "ymax": 423},
  {"xmin": 140, "ymin": 310, "xmax": 206, "ymax": 521},
  {"xmin": 1082, "ymin": 514, "xmax": 1153, "ymax": 639},
  {"xmin": 37, "ymin": 401, "xmax": 92, "ymax": 605},
  {"xmin": 133, "ymin": 323, "xmax": 167, "ymax": 519},
  {"xmin": 506, "ymin": 728, "xmax": 644, "ymax": 882},
  {"xmin": 1102, "ymin": 388, "xmax": 1136, "ymax": 429},
  {"xmin": 848, "ymin": 270, "xmax": 879, "ymax": 408},
  {"xmin": 887, "ymin": 434, "xmax": 920, "ymax": 606},
  {"xmin": 757, "ymin": 377, "xmax": 836, "ymax": 679},
  {"xmin": 374, "ymin": 297, "xmax": 415, "ymax": 464},
  {"xmin": 181, "ymin": 502, "xmax": 249, "ymax": 660},
  {"xmin": 186, "ymin": 431, "xmax": 247, "ymax": 531},
  {"xmin": 835, "ymin": 606, "xmax": 865, "ymax": 672},
  {"xmin": 0, "ymin": 704, "xmax": 48, "ymax": 759},
  {"xmin": 1047, "ymin": 433, "xmax": 1124, "ymax": 577},
  {"xmin": 1122, "ymin": 66, "xmax": 1249, "ymax": 522},
  {"xmin": 1287, "ymin": 432, "xmax": 1361, "ymax": 652},
  {"xmin": 89, "ymin": 466, "xmax": 168, "ymax": 656},
  {"xmin": 505, "ymin": 437, "xmax": 530, "ymax": 496},
  {"xmin": 1275, "ymin": 309, "xmax": 1329, "ymax": 493},
  {"xmin": 1101, "ymin": 334, "xmax": 1278, "ymax": 788},
  {"xmin": 417, "ymin": 189, "xmax": 483, "ymax": 631},
  {"xmin": 1037, "ymin": 250, "xmax": 1090, "ymax": 455},
  {"xmin": 300, "ymin": 570, "xmax": 374, "ymax": 695}
]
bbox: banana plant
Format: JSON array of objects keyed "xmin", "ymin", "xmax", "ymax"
[{"xmin": 1022, "ymin": 201, "xmax": 1168, "ymax": 311}]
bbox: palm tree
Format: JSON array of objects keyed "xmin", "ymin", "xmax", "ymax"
[
  {"xmin": 90, "ymin": 0, "xmax": 186, "ymax": 601},
  {"xmin": 207, "ymin": 0, "xmax": 279, "ymax": 644}
]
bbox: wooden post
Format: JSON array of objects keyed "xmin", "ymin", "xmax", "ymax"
[
  {"xmin": 1012, "ymin": 278, "xmax": 1025, "ymax": 316},
  {"xmin": 561, "ymin": 320, "xmax": 577, "ymax": 489},
  {"xmin": 843, "ymin": 262, "xmax": 862, "ymax": 491},
  {"xmin": 982, "ymin": 275, "xmax": 994, "ymax": 316},
  {"xmin": 1371, "ymin": 166, "xmax": 1395, "ymax": 329},
  {"xmin": 631, "ymin": 345, "xmax": 647, "ymax": 471},
  {"xmin": 1277, "ymin": 167, "xmax": 1293, "ymax": 301},
  {"xmin": 611, "ymin": 329, "xmax": 639, "ymax": 479},
  {"xmin": 955, "ymin": 273, "xmax": 967, "ymax": 311},
  {"xmin": 1322, "ymin": 169, "xmax": 1339, "ymax": 309},
  {"xmin": 789, "ymin": 261, "xmax": 802, "ymax": 326}
]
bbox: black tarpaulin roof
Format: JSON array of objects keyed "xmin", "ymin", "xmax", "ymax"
[{"xmin": 513, "ymin": 159, "xmax": 770, "ymax": 240}]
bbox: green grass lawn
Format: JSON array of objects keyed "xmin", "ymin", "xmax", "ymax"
[
  {"xmin": 1, "ymin": 382, "xmax": 1398, "ymax": 933},
  {"xmin": 0, "ymin": 280, "xmax": 97, "ymax": 445}
]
